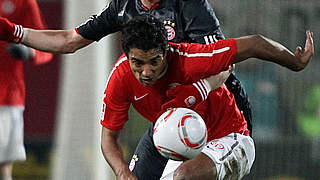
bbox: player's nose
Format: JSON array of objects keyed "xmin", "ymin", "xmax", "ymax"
[{"xmin": 141, "ymin": 64, "xmax": 154, "ymax": 77}]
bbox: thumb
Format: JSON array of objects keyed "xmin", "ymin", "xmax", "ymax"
[{"xmin": 294, "ymin": 46, "xmax": 302, "ymax": 56}]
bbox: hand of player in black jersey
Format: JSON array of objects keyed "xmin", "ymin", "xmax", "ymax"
[{"xmin": 294, "ymin": 30, "xmax": 314, "ymax": 67}]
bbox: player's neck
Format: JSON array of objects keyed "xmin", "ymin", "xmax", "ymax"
[{"xmin": 141, "ymin": 0, "xmax": 160, "ymax": 9}]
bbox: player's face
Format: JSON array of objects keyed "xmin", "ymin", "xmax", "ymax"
[{"xmin": 128, "ymin": 48, "xmax": 167, "ymax": 86}]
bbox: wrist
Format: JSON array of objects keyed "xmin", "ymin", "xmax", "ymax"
[
  {"xmin": 192, "ymin": 79, "xmax": 212, "ymax": 101},
  {"xmin": 0, "ymin": 17, "xmax": 24, "ymax": 43},
  {"xmin": 12, "ymin": 24, "xmax": 24, "ymax": 43}
]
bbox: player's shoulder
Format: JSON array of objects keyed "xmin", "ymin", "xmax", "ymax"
[
  {"xmin": 100, "ymin": 0, "xmax": 128, "ymax": 13},
  {"xmin": 20, "ymin": 0, "xmax": 40, "ymax": 9},
  {"xmin": 177, "ymin": 0, "xmax": 210, "ymax": 4},
  {"xmin": 107, "ymin": 55, "xmax": 132, "ymax": 84},
  {"xmin": 168, "ymin": 42, "xmax": 212, "ymax": 54},
  {"xmin": 168, "ymin": 39, "xmax": 237, "ymax": 60},
  {"xmin": 109, "ymin": 55, "xmax": 131, "ymax": 80},
  {"xmin": 111, "ymin": 0, "xmax": 130, "ymax": 9},
  {"xmin": 168, "ymin": 42, "xmax": 187, "ymax": 51}
]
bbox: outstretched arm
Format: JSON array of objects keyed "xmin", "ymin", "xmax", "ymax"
[
  {"xmin": 23, "ymin": 28, "xmax": 93, "ymax": 53},
  {"xmin": 234, "ymin": 30, "xmax": 314, "ymax": 71},
  {"xmin": 0, "ymin": 17, "xmax": 93, "ymax": 54}
]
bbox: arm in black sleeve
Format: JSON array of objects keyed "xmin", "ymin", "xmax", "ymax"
[{"xmin": 76, "ymin": 0, "xmax": 122, "ymax": 41}]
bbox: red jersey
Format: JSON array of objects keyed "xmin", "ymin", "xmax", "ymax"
[
  {"xmin": 101, "ymin": 38, "xmax": 249, "ymax": 140},
  {"xmin": 0, "ymin": 0, "xmax": 53, "ymax": 106}
]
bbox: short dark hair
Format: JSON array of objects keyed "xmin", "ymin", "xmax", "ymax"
[{"xmin": 121, "ymin": 15, "xmax": 168, "ymax": 56}]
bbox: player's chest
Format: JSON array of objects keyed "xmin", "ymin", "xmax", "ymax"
[
  {"xmin": 130, "ymin": 81, "xmax": 168, "ymax": 114},
  {"xmin": 129, "ymin": 72, "xmax": 191, "ymax": 115}
]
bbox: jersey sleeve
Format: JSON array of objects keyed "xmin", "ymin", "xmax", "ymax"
[
  {"xmin": 76, "ymin": 0, "xmax": 121, "ymax": 41},
  {"xmin": 180, "ymin": 0, "xmax": 225, "ymax": 44},
  {"xmin": 24, "ymin": 0, "xmax": 53, "ymax": 65},
  {"xmin": 100, "ymin": 63, "xmax": 131, "ymax": 130},
  {"xmin": 171, "ymin": 38, "xmax": 237, "ymax": 80}
]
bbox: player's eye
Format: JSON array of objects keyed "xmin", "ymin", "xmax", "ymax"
[
  {"xmin": 132, "ymin": 59, "xmax": 144, "ymax": 67},
  {"xmin": 150, "ymin": 59, "xmax": 160, "ymax": 66},
  {"xmin": 150, "ymin": 56, "xmax": 163, "ymax": 66},
  {"xmin": 135, "ymin": 62, "xmax": 143, "ymax": 67}
]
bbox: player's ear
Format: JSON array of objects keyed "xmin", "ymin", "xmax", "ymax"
[{"xmin": 163, "ymin": 48, "xmax": 168, "ymax": 59}]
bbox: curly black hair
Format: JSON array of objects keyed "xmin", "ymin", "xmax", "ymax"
[{"xmin": 121, "ymin": 14, "xmax": 168, "ymax": 56}]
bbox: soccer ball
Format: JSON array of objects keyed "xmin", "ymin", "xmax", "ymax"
[{"xmin": 153, "ymin": 108, "xmax": 207, "ymax": 161}]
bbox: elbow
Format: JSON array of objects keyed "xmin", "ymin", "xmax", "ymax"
[
  {"xmin": 252, "ymin": 34, "xmax": 267, "ymax": 48},
  {"xmin": 58, "ymin": 40, "xmax": 79, "ymax": 54},
  {"xmin": 56, "ymin": 31, "xmax": 82, "ymax": 54},
  {"xmin": 242, "ymin": 34, "xmax": 266, "ymax": 59}
]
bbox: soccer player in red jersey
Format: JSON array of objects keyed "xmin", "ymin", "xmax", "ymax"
[
  {"xmin": 0, "ymin": 0, "xmax": 53, "ymax": 179},
  {"xmin": 100, "ymin": 15, "xmax": 314, "ymax": 179}
]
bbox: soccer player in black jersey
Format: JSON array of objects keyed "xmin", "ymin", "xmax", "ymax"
[{"xmin": 0, "ymin": 0, "xmax": 252, "ymax": 179}]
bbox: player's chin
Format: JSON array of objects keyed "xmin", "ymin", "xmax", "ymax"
[{"xmin": 140, "ymin": 79, "xmax": 155, "ymax": 86}]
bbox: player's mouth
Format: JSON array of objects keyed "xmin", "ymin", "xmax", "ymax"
[{"xmin": 140, "ymin": 78, "xmax": 155, "ymax": 86}]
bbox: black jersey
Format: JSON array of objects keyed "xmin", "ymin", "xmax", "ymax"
[{"xmin": 76, "ymin": 0, "xmax": 224, "ymax": 44}]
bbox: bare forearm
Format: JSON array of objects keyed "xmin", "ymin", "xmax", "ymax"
[
  {"xmin": 252, "ymin": 35, "xmax": 304, "ymax": 71},
  {"xmin": 234, "ymin": 32, "xmax": 314, "ymax": 71},
  {"xmin": 205, "ymin": 65, "xmax": 234, "ymax": 90},
  {"xmin": 22, "ymin": 28, "xmax": 92, "ymax": 54},
  {"xmin": 101, "ymin": 138, "xmax": 129, "ymax": 176},
  {"xmin": 101, "ymin": 128, "xmax": 136, "ymax": 179}
]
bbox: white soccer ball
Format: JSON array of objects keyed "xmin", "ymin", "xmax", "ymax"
[{"xmin": 153, "ymin": 108, "xmax": 207, "ymax": 161}]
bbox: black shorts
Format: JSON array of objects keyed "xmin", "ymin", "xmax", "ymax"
[
  {"xmin": 225, "ymin": 73, "xmax": 253, "ymax": 135},
  {"xmin": 131, "ymin": 123, "xmax": 168, "ymax": 179}
]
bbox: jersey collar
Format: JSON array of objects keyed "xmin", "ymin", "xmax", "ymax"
[{"xmin": 138, "ymin": 0, "xmax": 160, "ymax": 11}]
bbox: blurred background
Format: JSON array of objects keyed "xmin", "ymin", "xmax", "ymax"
[{"xmin": 16, "ymin": 0, "xmax": 319, "ymax": 179}]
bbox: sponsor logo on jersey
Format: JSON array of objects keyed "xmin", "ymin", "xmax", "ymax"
[
  {"xmin": 163, "ymin": 20, "xmax": 175, "ymax": 41},
  {"xmin": 134, "ymin": 93, "xmax": 148, "ymax": 101}
]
